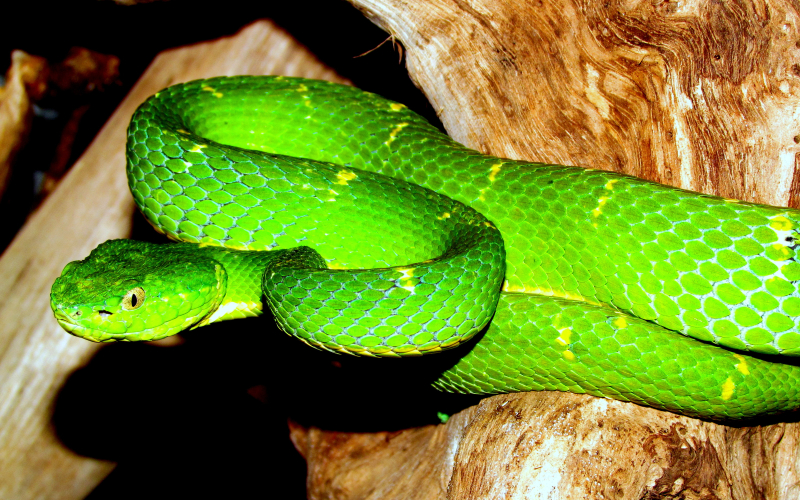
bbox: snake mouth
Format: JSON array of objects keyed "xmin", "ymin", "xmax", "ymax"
[
  {"xmin": 53, "ymin": 311, "xmax": 87, "ymax": 338},
  {"xmin": 52, "ymin": 307, "xmax": 77, "ymax": 326},
  {"xmin": 53, "ymin": 317, "xmax": 134, "ymax": 342},
  {"xmin": 52, "ymin": 306, "xmax": 128, "ymax": 342}
]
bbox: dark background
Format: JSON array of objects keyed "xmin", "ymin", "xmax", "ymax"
[{"xmin": 0, "ymin": 0, "xmax": 443, "ymax": 252}]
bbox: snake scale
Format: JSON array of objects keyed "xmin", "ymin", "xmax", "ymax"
[{"xmin": 50, "ymin": 76, "xmax": 800, "ymax": 420}]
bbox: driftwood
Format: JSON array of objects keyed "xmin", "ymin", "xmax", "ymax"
[
  {"xmin": 0, "ymin": 48, "xmax": 119, "ymax": 205},
  {"xmin": 38, "ymin": 47, "xmax": 122, "ymax": 198},
  {"xmin": 0, "ymin": 51, "xmax": 47, "ymax": 202},
  {"xmin": 286, "ymin": 0, "xmax": 800, "ymax": 499},
  {"xmin": 351, "ymin": 0, "xmax": 800, "ymax": 207}
]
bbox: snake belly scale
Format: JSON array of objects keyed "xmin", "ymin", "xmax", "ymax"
[{"xmin": 50, "ymin": 76, "xmax": 800, "ymax": 420}]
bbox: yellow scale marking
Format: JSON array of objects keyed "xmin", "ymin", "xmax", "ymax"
[
  {"xmin": 733, "ymin": 354, "xmax": 750, "ymax": 375},
  {"xmin": 385, "ymin": 123, "xmax": 409, "ymax": 146},
  {"xmin": 592, "ymin": 179, "xmax": 618, "ymax": 220},
  {"xmin": 721, "ymin": 377, "xmax": 736, "ymax": 400},
  {"xmin": 770, "ymin": 243, "xmax": 792, "ymax": 260},
  {"xmin": 719, "ymin": 354, "xmax": 750, "ymax": 401},
  {"xmin": 397, "ymin": 267, "xmax": 417, "ymax": 293},
  {"xmin": 201, "ymin": 85, "xmax": 223, "ymax": 98},
  {"xmin": 555, "ymin": 327, "xmax": 571, "ymax": 346},
  {"xmin": 592, "ymin": 197, "xmax": 610, "ymax": 218},
  {"xmin": 336, "ymin": 170, "xmax": 358, "ymax": 185},
  {"xmin": 477, "ymin": 164, "xmax": 505, "ymax": 201},
  {"xmin": 769, "ymin": 214, "xmax": 794, "ymax": 231},
  {"xmin": 555, "ymin": 327, "xmax": 576, "ymax": 360},
  {"xmin": 501, "ymin": 281, "xmax": 585, "ymax": 302},
  {"xmin": 488, "ymin": 163, "xmax": 503, "ymax": 183}
]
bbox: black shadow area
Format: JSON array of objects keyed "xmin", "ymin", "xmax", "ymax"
[
  {"xmin": 52, "ymin": 309, "xmax": 484, "ymax": 499},
  {"xmin": 52, "ymin": 317, "xmax": 308, "ymax": 499}
]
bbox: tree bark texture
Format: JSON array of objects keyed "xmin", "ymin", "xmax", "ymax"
[
  {"xmin": 293, "ymin": 392, "xmax": 800, "ymax": 499},
  {"xmin": 0, "ymin": 50, "xmax": 47, "ymax": 202},
  {"xmin": 288, "ymin": 0, "xmax": 800, "ymax": 498},
  {"xmin": 353, "ymin": 0, "xmax": 800, "ymax": 207}
]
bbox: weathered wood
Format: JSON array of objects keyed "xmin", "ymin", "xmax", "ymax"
[
  {"xmin": 292, "ymin": 393, "xmax": 800, "ymax": 499},
  {"xmin": 0, "ymin": 50, "xmax": 47, "ymax": 201},
  {"xmin": 352, "ymin": 0, "xmax": 800, "ymax": 207},
  {"xmin": 0, "ymin": 20, "xmax": 345, "ymax": 499},
  {"xmin": 286, "ymin": 0, "xmax": 800, "ymax": 498}
]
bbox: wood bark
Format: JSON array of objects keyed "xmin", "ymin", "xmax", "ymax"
[
  {"xmin": 286, "ymin": 0, "xmax": 800, "ymax": 499},
  {"xmin": 292, "ymin": 393, "xmax": 800, "ymax": 499},
  {"xmin": 352, "ymin": 0, "xmax": 800, "ymax": 207},
  {"xmin": 0, "ymin": 50, "xmax": 47, "ymax": 202}
]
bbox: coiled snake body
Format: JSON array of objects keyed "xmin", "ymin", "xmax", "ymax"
[{"xmin": 51, "ymin": 76, "xmax": 800, "ymax": 420}]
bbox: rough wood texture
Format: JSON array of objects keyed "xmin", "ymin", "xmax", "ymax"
[
  {"xmin": 353, "ymin": 0, "xmax": 800, "ymax": 208},
  {"xmin": 0, "ymin": 20, "xmax": 344, "ymax": 499},
  {"xmin": 285, "ymin": 0, "xmax": 800, "ymax": 498},
  {"xmin": 0, "ymin": 50, "xmax": 47, "ymax": 201},
  {"xmin": 39, "ymin": 47, "xmax": 121, "ymax": 196},
  {"xmin": 293, "ymin": 392, "xmax": 800, "ymax": 499}
]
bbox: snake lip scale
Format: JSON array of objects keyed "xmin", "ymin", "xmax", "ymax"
[{"xmin": 50, "ymin": 75, "xmax": 800, "ymax": 420}]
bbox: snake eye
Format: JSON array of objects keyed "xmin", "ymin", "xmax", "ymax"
[{"xmin": 122, "ymin": 287, "xmax": 146, "ymax": 310}]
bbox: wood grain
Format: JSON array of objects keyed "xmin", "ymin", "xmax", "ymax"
[
  {"xmin": 0, "ymin": 51, "xmax": 47, "ymax": 202},
  {"xmin": 293, "ymin": 392, "xmax": 800, "ymax": 499},
  {"xmin": 352, "ymin": 0, "xmax": 800, "ymax": 207},
  {"xmin": 0, "ymin": 19, "xmax": 345, "ymax": 499}
]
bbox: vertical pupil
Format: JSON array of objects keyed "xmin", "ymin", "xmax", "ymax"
[{"xmin": 131, "ymin": 294, "xmax": 138, "ymax": 307}]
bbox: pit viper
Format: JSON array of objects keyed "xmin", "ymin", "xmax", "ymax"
[{"xmin": 50, "ymin": 76, "xmax": 800, "ymax": 420}]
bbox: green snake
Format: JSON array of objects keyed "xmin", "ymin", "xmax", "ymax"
[{"xmin": 50, "ymin": 76, "xmax": 800, "ymax": 420}]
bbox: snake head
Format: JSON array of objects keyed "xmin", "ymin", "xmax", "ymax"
[{"xmin": 50, "ymin": 240, "xmax": 227, "ymax": 342}]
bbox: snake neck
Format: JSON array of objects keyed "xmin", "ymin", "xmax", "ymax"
[{"xmin": 195, "ymin": 246, "xmax": 275, "ymax": 325}]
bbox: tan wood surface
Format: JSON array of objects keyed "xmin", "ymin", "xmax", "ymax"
[
  {"xmin": 352, "ymin": 0, "xmax": 800, "ymax": 207},
  {"xmin": 0, "ymin": 19, "xmax": 345, "ymax": 499}
]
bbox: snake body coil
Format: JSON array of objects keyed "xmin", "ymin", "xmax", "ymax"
[{"xmin": 51, "ymin": 76, "xmax": 800, "ymax": 419}]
